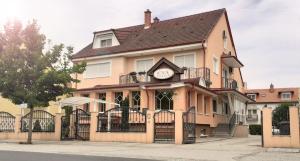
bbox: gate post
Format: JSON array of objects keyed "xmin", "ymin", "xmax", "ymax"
[
  {"xmin": 90, "ymin": 112, "xmax": 98, "ymax": 141},
  {"xmin": 54, "ymin": 113, "xmax": 63, "ymax": 141},
  {"xmin": 146, "ymin": 110, "xmax": 154, "ymax": 143},
  {"xmin": 175, "ymin": 111, "xmax": 183, "ymax": 144},
  {"xmin": 262, "ymin": 107, "xmax": 272, "ymax": 147}
]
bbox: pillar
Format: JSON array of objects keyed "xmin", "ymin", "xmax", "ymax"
[
  {"xmin": 90, "ymin": 92, "xmax": 98, "ymax": 112},
  {"xmin": 54, "ymin": 113, "xmax": 63, "ymax": 141},
  {"xmin": 289, "ymin": 106, "xmax": 300, "ymax": 147},
  {"xmin": 140, "ymin": 89, "xmax": 148, "ymax": 109},
  {"xmin": 89, "ymin": 112, "xmax": 98, "ymax": 141},
  {"xmin": 146, "ymin": 110, "xmax": 154, "ymax": 143},
  {"xmin": 173, "ymin": 87, "xmax": 187, "ymax": 111},
  {"xmin": 175, "ymin": 111, "xmax": 183, "ymax": 144},
  {"xmin": 106, "ymin": 91, "xmax": 114, "ymax": 110},
  {"xmin": 262, "ymin": 107, "xmax": 273, "ymax": 147}
]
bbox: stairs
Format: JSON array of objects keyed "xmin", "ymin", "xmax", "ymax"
[{"xmin": 213, "ymin": 123, "xmax": 231, "ymax": 137}]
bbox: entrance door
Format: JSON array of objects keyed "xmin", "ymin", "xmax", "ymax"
[{"xmin": 61, "ymin": 109, "xmax": 91, "ymax": 140}]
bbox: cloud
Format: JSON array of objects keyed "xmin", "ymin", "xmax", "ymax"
[{"xmin": 0, "ymin": 0, "xmax": 299, "ymax": 88}]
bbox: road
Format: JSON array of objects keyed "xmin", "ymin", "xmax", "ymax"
[{"xmin": 0, "ymin": 151, "xmax": 158, "ymax": 161}]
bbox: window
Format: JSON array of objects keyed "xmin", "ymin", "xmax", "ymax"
[
  {"xmin": 132, "ymin": 91, "xmax": 141, "ymax": 111},
  {"xmin": 223, "ymin": 30, "xmax": 228, "ymax": 49},
  {"xmin": 252, "ymin": 109, "xmax": 257, "ymax": 114},
  {"xmin": 213, "ymin": 57, "xmax": 219, "ymax": 74},
  {"xmin": 224, "ymin": 102, "xmax": 229, "ymax": 114},
  {"xmin": 247, "ymin": 94, "xmax": 256, "ymax": 101},
  {"xmin": 281, "ymin": 92, "xmax": 291, "ymax": 100},
  {"xmin": 213, "ymin": 100, "xmax": 217, "ymax": 113},
  {"xmin": 82, "ymin": 94, "xmax": 90, "ymax": 112},
  {"xmin": 100, "ymin": 39, "xmax": 112, "ymax": 48},
  {"xmin": 155, "ymin": 90, "xmax": 173, "ymax": 110},
  {"xmin": 136, "ymin": 59, "xmax": 153, "ymax": 72},
  {"xmin": 84, "ymin": 62, "xmax": 111, "ymax": 78},
  {"xmin": 174, "ymin": 54, "xmax": 195, "ymax": 68},
  {"xmin": 115, "ymin": 92, "xmax": 123, "ymax": 107},
  {"xmin": 98, "ymin": 93, "xmax": 106, "ymax": 112}
]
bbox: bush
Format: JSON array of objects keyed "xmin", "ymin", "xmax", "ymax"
[{"xmin": 249, "ymin": 125, "xmax": 262, "ymax": 135}]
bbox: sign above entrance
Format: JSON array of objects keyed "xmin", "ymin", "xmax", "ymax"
[{"xmin": 153, "ymin": 68, "xmax": 174, "ymax": 80}]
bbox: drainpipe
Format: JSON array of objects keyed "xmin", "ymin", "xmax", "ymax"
[{"xmin": 201, "ymin": 40, "xmax": 208, "ymax": 84}]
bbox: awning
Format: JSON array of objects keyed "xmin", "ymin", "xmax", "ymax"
[
  {"xmin": 221, "ymin": 55, "xmax": 243, "ymax": 68},
  {"xmin": 58, "ymin": 96, "xmax": 120, "ymax": 112}
]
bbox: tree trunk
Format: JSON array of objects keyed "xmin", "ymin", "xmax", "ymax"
[{"xmin": 27, "ymin": 107, "xmax": 34, "ymax": 144}]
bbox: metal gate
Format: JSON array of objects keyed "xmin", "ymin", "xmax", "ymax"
[
  {"xmin": 61, "ymin": 109, "xmax": 91, "ymax": 140},
  {"xmin": 182, "ymin": 106, "xmax": 196, "ymax": 144},
  {"xmin": 154, "ymin": 110, "xmax": 175, "ymax": 143}
]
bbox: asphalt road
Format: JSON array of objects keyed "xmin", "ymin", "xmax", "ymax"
[{"xmin": 0, "ymin": 151, "xmax": 158, "ymax": 161}]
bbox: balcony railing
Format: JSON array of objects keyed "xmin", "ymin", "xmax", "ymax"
[
  {"xmin": 119, "ymin": 68, "xmax": 211, "ymax": 85},
  {"xmin": 222, "ymin": 77, "xmax": 238, "ymax": 90},
  {"xmin": 246, "ymin": 114, "xmax": 258, "ymax": 121}
]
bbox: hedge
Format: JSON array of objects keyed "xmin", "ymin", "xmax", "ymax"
[{"xmin": 249, "ymin": 125, "xmax": 262, "ymax": 135}]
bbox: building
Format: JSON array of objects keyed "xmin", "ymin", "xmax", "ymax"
[
  {"xmin": 245, "ymin": 84, "xmax": 299, "ymax": 125},
  {"xmin": 71, "ymin": 8, "xmax": 252, "ymax": 139}
]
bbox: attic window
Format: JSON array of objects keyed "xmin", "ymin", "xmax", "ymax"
[
  {"xmin": 223, "ymin": 30, "xmax": 228, "ymax": 49},
  {"xmin": 281, "ymin": 92, "xmax": 292, "ymax": 101},
  {"xmin": 93, "ymin": 32, "xmax": 119, "ymax": 49}
]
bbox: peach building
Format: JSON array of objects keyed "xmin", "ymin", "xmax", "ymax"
[
  {"xmin": 71, "ymin": 8, "xmax": 252, "ymax": 141},
  {"xmin": 245, "ymin": 84, "xmax": 299, "ymax": 125}
]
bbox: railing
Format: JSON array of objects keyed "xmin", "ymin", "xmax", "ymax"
[
  {"xmin": 119, "ymin": 67, "xmax": 211, "ymax": 84},
  {"xmin": 222, "ymin": 77, "xmax": 238, "ymax": 90},
  {"xmin": 181, "ymin": 67, "xmax": 210, "ymax": 81},
  {"xmin": 272, "ymin": 110, "xmax": 290, "ymax": 135},
  {"xmin": 229, "ymin": 112, "xmax": 236, "ymax": 133},
  {"xmin": 246, "ymin": 114, "xmax": 258, "ymax": 121},
  {"xmin": 97, "ymin": 107, "xmax": 146, "ymax": 132},
  {"xmin": 0, "ymin": 112, "xmax": 15, "ymax": 132},
  {"xmin": 21, "ymin": 110, "xmax": 55, "ymax": 132}
]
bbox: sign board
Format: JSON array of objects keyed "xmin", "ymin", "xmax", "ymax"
[{"xmin": 153, "ymin": 68, "xmax": 174, "ymax": 80}]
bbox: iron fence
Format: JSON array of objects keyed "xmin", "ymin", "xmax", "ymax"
[
  {"xmin": 182, "ymin": 107, "xmax": 196, "ymax": 144},
  {"xmin": 272, "ymin": 110, "xmax": 290, "ymax": 135},
  {"xmin": 97, "ymin": 107, "xmax": 146, "ymax": 132},
  {"xmin": 154, "ymin": 110, "xmax": 175, "ymax": 143},
  {"xmin": 0, "ymin": 112, "xmax": 15, "ymax": 132},
  {"xmin": 21, "ymin": 110, "xmax": 55, "ymax": 132}
]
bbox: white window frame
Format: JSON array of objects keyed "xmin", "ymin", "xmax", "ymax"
[
  {"xmin": 281, "ymin": 92, "xmax": 292, "ymax": 100},
  {"xmin": 100, "ymin": 38, "xmax": 112, "ymax": 48},
  {"xmin": 83, "ymin": 60, "xmax": 112, "ymax": 79},
  {"xmin": 213, "ymin": 56, "xmax": 219, "ymax": 75},
  {"xmin": 134, "ymin": 58, "xmax": 154, "ymax": 72},
  {"xmin": 247, "ymin": 94, "xmax": 256, "ymax": 101},
  {"xmin": 173, "ymin": 52, "xmax": 196, "ymax": 68}
]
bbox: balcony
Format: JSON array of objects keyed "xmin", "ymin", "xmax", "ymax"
[
  {"xmin": 119, "ymin": 67, "xmax": 211, "ymax": 85},
  {"xmin": 222, "ymin": 77, "xmax": 238, "ymax": 90},
  {"xmin": 246, "ymin": 114, "xmax": 258, "ymax": 121}
]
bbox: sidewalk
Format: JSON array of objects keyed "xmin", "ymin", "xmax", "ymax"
[{"xmin": 0, "ymin": 136, "xmax": 298, "ymax": 161}]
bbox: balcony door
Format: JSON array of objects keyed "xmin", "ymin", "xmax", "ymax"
[{"xmin": 222, "ymin": 68, "xmax": 229, "ymax": 88}]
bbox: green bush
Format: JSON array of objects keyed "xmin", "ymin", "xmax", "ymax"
[{"xmin": 249, "ymin": 125, "xmax": 262, "ymax": 135}]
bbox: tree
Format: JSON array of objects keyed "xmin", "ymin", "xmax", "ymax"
[
  {"xmin": 0, "ymin": 20, "xmax": 86, "ymax": 144},
  {"xmin": 272, "ymin": 103, "xmax": 292, "ymax": 127}
]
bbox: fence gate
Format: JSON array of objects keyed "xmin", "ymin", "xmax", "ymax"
[
  {"xmin": 182, "ymin": 107, "xmax": 196, "ymax": 144},
  {"xmin": 61, "ymin": 109, "xmax": 90, "ymax": 141},
  {"xmin": 153, "ymin": 110, "xmax": 175, "ymax": 143}
]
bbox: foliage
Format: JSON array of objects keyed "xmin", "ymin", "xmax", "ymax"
[
  {"xmin": 32, "ymin": 120, "xmax": 42, "ymax": 132},
  {"xmin": 121, "ymin": 96, "xmax": 129, "ymax": 131},
  {"xmin": 272, "ymin": 103, "xmax": 292, "ymax": 127},
  {"xmin": 249, "ymin": 125, "xmax": 262, "ymax": 135}
]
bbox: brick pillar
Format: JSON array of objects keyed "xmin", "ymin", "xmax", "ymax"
[
  {"xmin": 140, "ymin": 89, "xmax": 148, "ymax": 109},
  {"xmin": 54, "ymin": 113, "xmax": 63, "ymax": 141},
  {"xmin": 173, "ymin": 87, "xmax": 187, "ymax": 111},
  {"xmin": 89, "ymin": 112, "xmax": 98, "ymax": 141},
  {"xmin": 146, "ymin": 110, "xmax": 154, "ymax": 143},
  {"xmin": 175, "ymin": 111, "xmax": 183, "ymax": 144}
]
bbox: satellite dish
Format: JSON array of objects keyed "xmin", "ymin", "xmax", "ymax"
[{"xmin": 199, "ymin": 77, "xmax": 206, "ymax": 87}]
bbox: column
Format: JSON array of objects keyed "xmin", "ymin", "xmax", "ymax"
[
  {"xmin": 262, "ymin": 107, "xmax": 272, "ymax": 147},
  {"xmin": 173, "ymin": 87, "xmax": 187, "ymax": 111},
  {"xmin": 90, "ymin": 92, "xmax": 98, "ymax": 112},
  {"xmin": 54, "ymin": 113, "xmax": 63, "ymax": 141},
  {"xmin": 146, "ymin": 110, "xmax": 154, "ymax": 143},
  {"xmin": 106, "ymin": 91, "xmax": 114, "ymax": 110},
  {"xmin": 289, "ymin": 106, "xmax": 300, "ymax": 147},
  {"xmin": 89, "ymin": 112, "xmax": 98, "ymax": 141},
  {"xmin": 175, "ymin": 111, "xmax": 183, "ymax": 144}
]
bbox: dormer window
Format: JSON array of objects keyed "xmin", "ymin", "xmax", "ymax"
[
  {"xmin": 281, "ymin": 92, "xmax": 291, "ymax": 100},
  {"xmin": 247, "ymin": 94, "xmax": 256, "ymax": 101},
  {"xmin": 93, "ymin": 32, "xmax": 119, "ymax": 49}
]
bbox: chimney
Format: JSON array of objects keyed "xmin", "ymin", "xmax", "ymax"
[
  {"xmin": 144, "ymin": 9, "xmax": 151, "ymax": 29},
  {"xmin": 153, "ymin": 17, "xmax": 160, "ymax": 23},
  {"xmin": 269, "ymin": 83, "xmax": 274, "ymax": 93}
]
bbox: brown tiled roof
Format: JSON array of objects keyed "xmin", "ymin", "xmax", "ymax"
[
  {"xmin": 72, "ymin": 8, "xmax": 226, "ymax": 59},
  {"xmin": 245, "ymin": 88, "xmax": 299, "ymax": 103}
]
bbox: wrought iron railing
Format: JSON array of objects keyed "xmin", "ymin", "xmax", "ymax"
[
  {"xmin": 181, "ymin": 67, "xmax": 210, "ymax": 82},
  {"xmin": 0, "ymin": 112, "xmax": 15, "ymax": 132},
  {"xmin": 119, "ymin": 72, "xmax": 149, "ymax": 84},
  {"xmin": 21, "ymin": 110, "xmax": 55, "ymax": 132},
  {"xmin": 222, "ymin": 77, "xmax": 238, "ymax": 90},
  {"xmin": 229, "ymin": 112, "xmax": 236, "ymax": 134},
  {"xmin": 97, "ymin": 107, "xmax": 146, "ymax": 132},
  {"xmin": 182, "ymin": 107, "xmax": 196, "ymax": 144},
  {"xmin": 272, "ymin": 110, "xmax": 290, "ymax": 135},
  {"xmin": 246, "ymin": 114, "xmax": 258, "ymax": 121}
]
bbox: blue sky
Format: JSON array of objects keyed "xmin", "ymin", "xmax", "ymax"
[{"xmin": 0, "ymin": 0, "xmax": 299, "ymax": 89}]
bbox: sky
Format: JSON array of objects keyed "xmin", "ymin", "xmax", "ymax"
[{"xmin": 0, "ymin": 0, "xmax": 299, "ymax": 89}]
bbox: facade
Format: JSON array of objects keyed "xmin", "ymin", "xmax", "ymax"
[
  {"xmin": 71, "ymin": 8, "xmax": 252, "ymax": 138},
  {"xmin": 245, "ymin": 84, "xmax": 299, "ymax": 125}
]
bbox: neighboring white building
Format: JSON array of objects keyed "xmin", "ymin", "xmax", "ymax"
[{"xmin": 245, "ymin": 84, "xmax": 299, "ymax": 125}]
